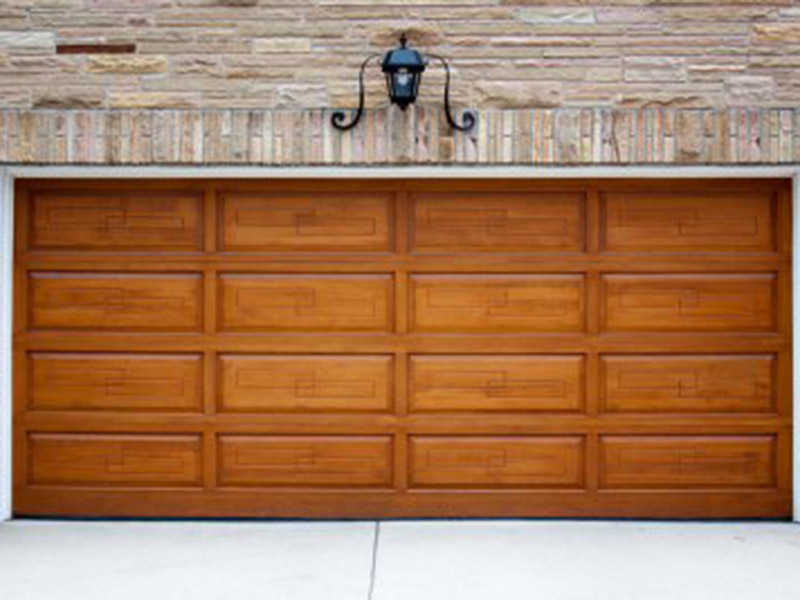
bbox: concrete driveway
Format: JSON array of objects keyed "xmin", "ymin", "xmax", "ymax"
[{"xmin": 0, "ymin": 520, "xmax": 799, "ymax": 600}]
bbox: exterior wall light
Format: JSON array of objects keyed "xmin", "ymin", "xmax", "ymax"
[{"xmin": 332, "ymin": 34, "xmax": 475, "ymax": 133}]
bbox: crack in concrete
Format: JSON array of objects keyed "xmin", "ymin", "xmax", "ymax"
[{"xmin": 367, "ymin": 521, "xmax": 381, "ymax": 600}]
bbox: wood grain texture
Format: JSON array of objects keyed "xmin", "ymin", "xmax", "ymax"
[
  {"xmin": 29, "ymin": 191, "xmax": 204, "ymax": 251},
  {"xmin": 28, "ymin": 433, "xmax": 202, "ymax": 487},
  {"xmin": 30, "ymin": 272, "xmax": 203, "ymax": 332},
  {"xmin": 409, "ymin": 436, "xmax": 584, "ymax": 488},
  {"xmin": 218, "ymin": 273, "xmax": 392, "ymax": 332},
  {"xmin": 12, "ymin": 178, "xmax": 792, "ymax": 519},
  {"xmin": 410, "ymin": 355, "xmax": 584, "ymax": 412},
  {"xmin": 220, "ymin": 192, "xmax": 392, "ymax": 252},
  {"xmin": 411, "ymin": 274, "xmax": 585, "ymax": 333},
  {"xmin": 29, "ymin": 353, "xmax": 203, "ymax": 412},
  {"xmin": 601, "ymin": 355, "xmax": 775, "ymax": 414},
  {"xmin": 218, "ymin": 355, "xmax": 393, "ymax": 413},
  {"xmin": 412, "ymin": 192, "xmax": 585, "ymax": 252},
  {"xmin": 217, "ymin": 435, "xmax": 393, "ymax": 487},
  {"xmin": 602, "ymin": 191, "xmax": 775, "ymax": 253},
  {"xmin": 602, "ymin": 274, "xmax": 777, "ymax": 332},
  {"xmin": 600, "ymin": 435, "xmax": 776, "ymax": 489}
]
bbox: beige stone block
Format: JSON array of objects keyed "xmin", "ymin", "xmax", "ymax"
[
  {"xmin": 473, "ymin": 81, "xmax": 562, "ymax": 108},
  {"xmin": 515, "ymin": 8, "xmax": 595, "ymax": 24},
  {"xmin": 369, "ymin": 23, "xmax": 445, "ymax": 46},
  {"xmin": 254, "ymin": 37, "xmax": 312, "ymax": 54},
  {"xmin": 0, "ymin": 31, "xmax": 54, "ymax": 49},
  {"xmin": 109, "ymin": 92, "xmax": 200, "ymax": 108},
  {"xmin": 273, "ymin": 84, "xmax": 328, "ymax": 109},
  {"xmin": 87, "ymin": 56, "xmax": 168, "ymax": 74},
  {"xmin": 33, "ymin": 88, "xmax": 104, "ymax": 109},
  {"xmin": 624, "ymin": 57, "xmax": 686, "ymax": 83},
  {"xmin": 619, "ymin": 92, "xmax": 720, "ymax": 109},
  {"xmin": 675, "ymin": 110, "xmax": 705, "ymax": 163},
  {"xmin": 753, "ymin": 23, "xmax": 800, "ymax": 43},
  {"xmin": 726, "ymin": 75, "xmax": 776, "ymax": 106}
]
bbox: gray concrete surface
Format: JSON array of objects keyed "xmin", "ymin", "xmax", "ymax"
[{"xmin": 0, "ymin": 520, "xmax": 799, "ymax": 600}]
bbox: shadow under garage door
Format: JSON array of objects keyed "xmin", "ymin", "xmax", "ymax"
[{"xmin": 12, "ymin": 178, "xmax": 793, "ymax": 518}]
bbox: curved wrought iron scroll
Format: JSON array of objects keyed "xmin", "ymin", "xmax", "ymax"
[
  {"xmin": 331, "ymin": 53, "xmax": 381, "ymax": 131},
  {"xmin": 426, "ymin": 54, "xmax": 476, "ymax": 133}
]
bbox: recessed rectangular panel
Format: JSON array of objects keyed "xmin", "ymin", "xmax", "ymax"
[
  {"xmin": 603, "ymin": 192, "xmax": 775, "ymax": 252},
  {"xmin": 410, "ymin": 355, "xmax": 584, "ymax": 412},
  {"xmin": 601, "ymin": 355, "xmax": 775, "ymax": 414},
  {"xmin": 218, "ymin": 355, "xmax": 392, "ymax": 412},
  {"xmin": 29, "ymin": 353, "xmax": 203, "ymax": 412},
  {"xmin": 29, "ymin": 272, "xmax": 203, "ymax": 332},
  {"xmin": 411, "ymin": 274, "xmax": 585, "ymax": 333},
  {"xmin": 221, "ymin": 193, "xmax": 392, "ymax": 252},
  {"xmin": 413, "ymin": 193, "xmax": 585, "ymax": 252},
  {"xmin": 409, "ymin": 436, "xmax": 585, "ymax": 489},
  {"xmin": 602, "ymin": 274, "xmax": 776, "ymax": 332},
  {"xmin": 28, "ymin": 433, "xmax": 203, "ymax": 487},
  {"xmin": 218, "ymin": 435, "xmax": 393, "ymax": 487},
  {"xmin": 601, "ymin": 436, "xmax": 776, "ymax": 489},
  {"xmin": 30, "ymin": 192, "xmax": 203, "ymax": 251},
  {"xmin": 218, "ymin": 274, "xmax": 391, "ymax": 332}
]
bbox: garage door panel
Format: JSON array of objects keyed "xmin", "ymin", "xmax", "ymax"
[
  {"xmin": 220, "ymin": 193, "xmax": 392, "ymax": 252},
  {"xmin": 602, "ymin": 192, "xmax": 775, "ymax": 252},
  {"xmin": 29, "ymin": 353, "xmax": 203, "ymax": 412},
  {"xmin": 600, "ymin": 435, "xmax": 776, "ymax": 489},
  {"xmin": 29, "ymin": 272, "xmax": 204, "ymax": 332},
  {"xmin": 219, "ymin": 274, "xmax": 392, "ymax": 332},
  {"xmin": 217, "ymin": 435, "xmax": 393, "ymax": 487},
  {"xmin": 603, "ymin": 274, "xmax": 776, "ymax": 332},
  {"xmin": 411, "ymin": 274, "xmax": 585, "ymax": 333},
  {"xmin": 412, "ymin": 193, "xmax": 585, "ymax": 252},
  {"xmin": 29, "ymin": 192, "xmax": 204, "ymax": 251},
  {"xmin": 601, "ymin": 355, "xmax": 775, "ymax": 414},
  {"xmin": 28, "ymin": 433, "xmax": 203, "ymax": 487},
  {"xmin": 409, "ymin": 436, "xmax": 585, "ymax": 489},
  {"xmin": 13, "ymin": 179, "xmax": 791, "ymax": 519},
  {"xmin": 218, "ymin": 355, "xmax": 393, "ymax": 413},
  {"xmin": 410, "ymin": 355, "xmax": 584, "ymax": 412}
]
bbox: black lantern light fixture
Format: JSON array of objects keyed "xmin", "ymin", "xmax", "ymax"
[{"xmin": 331, "ymin": 34, "xmax": 475, "ymax": 133}]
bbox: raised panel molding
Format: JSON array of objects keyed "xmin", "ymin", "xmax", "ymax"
[
  {"xmin": 217, "ymin": 435, "xmax": 393, "ymax": 487},
  {"xmin": 412, "ymin": 193, "xmax": 584, "ymax": 252},
  {"xmin": 218, "ymin": 274, "xmax": 392, "ymax": 332},
  {"xmin": 28, "ymin": 434, "xmax": 203, "ymax": 487},
  {"xmin": 602, "ymin": 274, "xmax": 777, "ymax": 332},
  {"xmin": 600, "ymin": 435, "xmax": 777, "ymax": 489},
  {"xmin": 218, "ymin": 355, "xmax": 393, "ymax": 412},
  {"xmin": 29, "ymin": 192, "xmax": 203, "ymax": 251},
  {"xmin": 601, "ymin": 355, "xmax": 775, "ymax": 414},
  {"xmin": 411, "ymin": 274, "xmax": 585, "ymax": 333},
  {"xmin": 221, "ymin": 193, "xmax": 392, "ymax": 252},
  {"xmin": 409, "ymin": 436, "xmax": 585, "ymax": 489},
  {"xmin": 29, "ymin": 272, "xmax": 203, "ymax": 332},
  {"xmin": 29, "ymin": 353, "xmax": 203, "ymax": 412},
  {"xmin": 602, "ymin": 192, "xmax": 775, "ymax": 252},
  {"xmin": 410, "ymin": 355, "xmax": 584, "ymax": 412}
]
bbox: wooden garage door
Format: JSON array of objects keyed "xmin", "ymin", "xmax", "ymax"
[{"xmin": 13, "ymin": 179, "xmax": 792, "ymax": 518}]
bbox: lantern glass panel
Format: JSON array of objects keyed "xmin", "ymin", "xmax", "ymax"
[{"xmin": 386, "ymin": 69, "xmax": 421, "ymax": 109}]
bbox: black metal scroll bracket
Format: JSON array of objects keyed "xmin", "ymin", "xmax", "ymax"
[
  {"xmin": 330, "ymin": 53, "xmax": 382, "ymax": 131},
  {"xmin": 426, "ymin": 54, "xmax": 476, "ymax": 133}
]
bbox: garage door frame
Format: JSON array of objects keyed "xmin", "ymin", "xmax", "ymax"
[{"xmin": 0, "ymin": 164, "xmax": 798, "ymax": 521}]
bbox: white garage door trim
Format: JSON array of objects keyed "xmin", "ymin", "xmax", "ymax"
[{"xmin": 0, "ymin": 164, "xmax": 798, "ymax": 522}]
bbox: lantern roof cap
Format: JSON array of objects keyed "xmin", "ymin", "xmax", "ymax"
[{"xmin": 381, "ymin": 34, "xmax": 426, "ymax": 73}]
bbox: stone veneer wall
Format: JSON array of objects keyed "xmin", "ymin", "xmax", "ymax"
[
  {"xmin": 1, "ymin": 2, "xmax": 800, "ymax": 111},
  {"xmin": 1, "ymin": 107, "xmax": 799, "ymax": 165}
]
